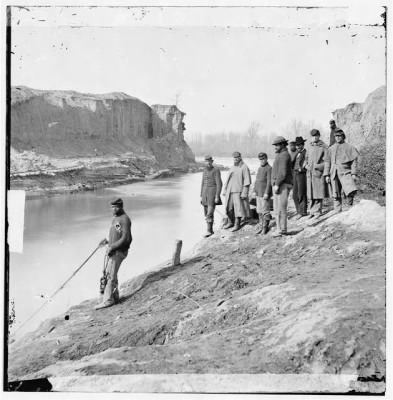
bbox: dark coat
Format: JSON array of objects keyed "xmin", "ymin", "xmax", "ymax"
[
  {"xmin": 109, "ymin": 211, "xmax": 132, "ymax": 254},
  {"xmin": 293, "ymin": 148, "xmax": 307, "ymax": 173},
  {"xmin": 329, "ymin": 127, "xmax": 336, "ymax": 147},
  {"xmin": 271, "ymin": 148, "xmax": 293, "ymax": 188},
  {"xmin": 306, "ymin": 140, "xmax": 329, "ymax": 199},
  {"xmin": 254, "ymin": 163, "xmax": 272, "ymax": 197},
  {"xmin": 201, "ymin": 166, "xmax": 222, "ymax": 206}
]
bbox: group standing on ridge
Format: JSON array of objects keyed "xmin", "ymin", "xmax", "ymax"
[
  {"xmin": 199, "ymin": 118, "xmax": 360, "ymax": 238},
  {"xmin": 95, "ymin": 119, "xmax": 360, "ymax": 310}
]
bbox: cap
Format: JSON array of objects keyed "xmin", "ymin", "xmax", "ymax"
[
  {"xmin": 289, "ymin": 140, "xmax": 296, "ymax": 145},
  {"xmin": 272, "ymin": 136, "xmax": 288, "ymax": 145},
  {"xmin": 232, "ymin": 151, "xmax": 241, "ymax": 158},
  {"xmin": 310, "ymin": 129, "xmax": 320, "ymax": 136},
  {"xmin": 329, "ymin": 119, "xmax": 336, "ymax": 124},
  {"xmin": 110, "ymin": 197, "xmax": 123, "ymax": 207},
  {"xmin": 258, "ymin": 152, "xmax": 268, "ymax": 159},
  {"xmin": 204, "ymin": 155, "xmax": 213, "ymax": 161},
  {"xmin": 334, "ymin": 128, "xmax": 345, "ymax": 136}
]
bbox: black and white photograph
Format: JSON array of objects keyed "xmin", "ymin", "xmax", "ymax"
[{"xmin": 2, "ymin": 0, "xmax": 390, "ymax": 395}]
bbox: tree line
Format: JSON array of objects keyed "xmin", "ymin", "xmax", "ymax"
[{"xmin": 188, "ymin": 119, "xmax": 327, "ymax": 158}]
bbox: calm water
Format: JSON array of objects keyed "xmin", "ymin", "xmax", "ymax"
[{"xmin": 9, "ymin": 157, "xmax": 261, "ymax": 336}]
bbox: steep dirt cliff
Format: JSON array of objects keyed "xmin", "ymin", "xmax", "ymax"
[
  {"xmin": 332, "ymin": 86, "xmax": 386, "ymax": 148},
  {"xmin": 10, "ymin": 86, "xmax": 196, "ymax": 195}
]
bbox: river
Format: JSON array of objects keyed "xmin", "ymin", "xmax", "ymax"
[{"xmin": 9, "ymin": 157, "xmax": 262, "ymax": 336}]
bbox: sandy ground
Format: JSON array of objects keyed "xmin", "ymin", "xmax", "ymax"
[
  {"xmin": 10, "ymin": 148, "xmax": 202, "ymax": 197},
  {"xmin": 7, "ymin": 199, "xmax": 385, "ymax": 393}
]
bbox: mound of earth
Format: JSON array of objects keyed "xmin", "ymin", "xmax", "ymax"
[
  {"xmin": 332, "ymin": 86, "xmax": 386, "ymax": 148},
  {"xmin": 8, "ymin": 199, "xmax": 385, "ymax": 393}
]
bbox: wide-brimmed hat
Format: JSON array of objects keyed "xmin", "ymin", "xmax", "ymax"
[
  {"xmin": 310, "ymin": 129, "xmax": 320, "ymax": 136},
  {"xmin": 334, "ymin": 128, "xmax": 346, "ymax": 139},
  {"xmin": 295, "ymin": 136, "xmax": 307, "ymax": 145},
  {"xmin": 232, "ymin": 151, "xmax": 242, "ymax": 158},
  {"xmin": 204, "ymin": 155, "xmax": 213, "ymax": 161},
  {"xmin": 258, "ymin": 152, "xmax": 268, "ymax": 159},
  {"xmin": 272, "ymin": 136, "xmax": 288, "ymax": 145},
  {"xmin": 110, "ymin": 197, "xmax": 123, "ymax": 207}
]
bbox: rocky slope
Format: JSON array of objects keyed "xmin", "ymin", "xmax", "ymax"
[
  {"xmin": 332, "ymin": 86, "xmax": 386, "ymax": 149},
  {"xmin": 8, "ymin": 199, "xmax": 385, "ymax": 393},
  {"xmin": 10, "ymin": 86, "xmax": 196, "ymax": 196}
]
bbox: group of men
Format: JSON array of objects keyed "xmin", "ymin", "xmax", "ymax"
[
  {"xmin": 200, "ymin": 119, "xmax": 360, "ymax": 238},
  {"xmin": 94, "ymin": 119, "xmax": 360, "ymax": 310}
]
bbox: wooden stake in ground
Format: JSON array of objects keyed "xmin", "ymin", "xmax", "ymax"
[{"xmin": 172, "ymin": 240, "xmax": 182, "ymax": 265}]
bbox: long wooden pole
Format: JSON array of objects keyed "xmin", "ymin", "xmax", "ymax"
[{"xmin": 11, "ymin": 244, "xmax": 103, "ymax": 336}]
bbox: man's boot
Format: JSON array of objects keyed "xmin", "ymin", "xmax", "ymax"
[
  {"xmin": 231, "ymin": 217, "xmax": 241, "ymax": 232},
  {"xmin": 204, "ymin": 222, "xmax": 214, "ymax": 237},
  {"xmin": 262, "ymin": 217, "xmax": 270, "ymax": 234},
  {"xmin": 347, "ymin": 191, "xmax": 356, "ymax": 207},
  {"xmin": 255, "ymin": 214, "xmax": 263, "ymax": 234},
  {"xmin": 113, "ymin": 288, "xmax": 120, "ymax": 304},
  {"xmin": 223, "ymin": 218, "xmax": 234, "ymax": 229}
]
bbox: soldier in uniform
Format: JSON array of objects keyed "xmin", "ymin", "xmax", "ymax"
[
  {"xmin": 200, "ymin": 155, "xmax": 222, "ymax": 237},
  {"xmin": 96, "ymin": 198, "xmax": 132, "ymax": 310},
  {"xmin": 324, "ymin": 129, "xmax": 360, "ymax": 212},
  {"xmin": 222, "ymin": 151, "xmax": 252, "ymax": 232}
]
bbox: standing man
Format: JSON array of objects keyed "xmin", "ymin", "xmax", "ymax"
[
  {"xmin": 329, "ymin": 119, "xmax": 338, "ymax": 147},
  {"xmin": 306, "ymin": 129, "xmax": 329, "ymax": 217},
  {"xmin": 252, "ymin": 152, "xmax": 272, "ymax": 234},
  {"xmin": 222, "ymin": 151, "xmax": 252, "ymax": 232},
  {"xmin": 292, "ymin": 136, "xmax": 308, "ymax": 218},
  {"xmin": 324, "ymin": 129, "xmax": 360, "ymax": 212},
  {"xmin": 271, "ymin": 136, "xmax": 293, "ymax": 237},
  {"xmin": 288, "ymin": 140, "xmax": 299, "ymax": 215},
  {"xmin": 288, "ymin": 140, "xmax": 298, "ymax": 163},
  {"xmin": 200, "ymin": 155, "xmax": 222, "ymax": 237},
  {"xmin": 96, "ymin": 198, "xmax": 132, "ymax": 310}
]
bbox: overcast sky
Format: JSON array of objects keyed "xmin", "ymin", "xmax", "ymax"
[{"xmin": 10, "ymin": 4, "xmax": 386, "ymax": 136}]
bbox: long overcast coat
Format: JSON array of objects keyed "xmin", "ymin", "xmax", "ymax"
[
  {"xmin": 223, "ymin": 161, "xmax": 252, "ymax": 218},
  {"xmin": 200, "ymin": 166, "xmax": 222, "ymax": 206},
  {"xmin": 305, "ymin": 140, "xmax": 329, "ymax": 199},
  {"xmin": 323, "ymin": 142, "xmax": 360, "ymax": 196}
]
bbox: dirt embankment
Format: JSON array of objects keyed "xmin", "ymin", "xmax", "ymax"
[
  {"xmin": 10, "ymin": 86, "xmax": 197, "ymax": 196},
  {"xmin": 332, "ymin": 86, "xmax": 386, "ymax": 149},
  {"xmin": 8, "ymin": 199, "xmax": 385, "ymax": 393}
]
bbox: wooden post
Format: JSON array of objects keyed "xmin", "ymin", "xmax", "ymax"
[{"xmin": 172, "ymin": 240, "xmax": 182, "ymax": 266}]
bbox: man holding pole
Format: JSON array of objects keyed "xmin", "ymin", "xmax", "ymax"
[{"xmin": 96, "ymin": 197, "xmax": 132, "ymax": 310}]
